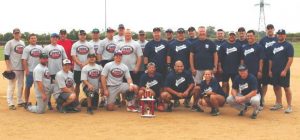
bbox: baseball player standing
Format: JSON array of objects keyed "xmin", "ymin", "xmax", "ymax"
[
  {"xmin": 137, "ymin": 30, "xmax": 148, "ymax": 72},
  {"xmin": 236, "ymin": 27, "xmax": 248, "ymax": 47},
  {"xmin": 165, "ymin": 29, "xmax": 175, "ymax": 44},
  {"xmin": 113, "ymin": 24, "xmax": 125, "ymax": 43},
  {"xmin": 44, "ymin": 33, "xmax": 68, "ymax": 110},
  {"xmin": 90, "ymin": 28, "xmax": 101, "ymax": 54},
  {"xmin": 4, "ymin": 28, "xmax": 26, "ymax": 110},
  {"xmin": 187, "ymin": 27, "xmax": 197, "ymax": 44},
  {"xmin": 269, "ymin": 29, "xmax": 294, "ymax": 113},
  {"xmin": 25, "ymin": 53, "xmax": 51, "ymax": 114},
  {"xmin": 71, "ymin": 30, "xmax": 95, "ymax": 101},
  {"xmin": 81, "ymin": 53, "xmax": 103, "ymax": 114},
  {"xmin": 57, "ymin": 29, "xmax": 74, "ymax": 66},
  {"xmin": 97, "ymin": 28, "xmax": 118, "ymax": 67},
  {"xmin": 22, "ymin": 33, "xmax": 43, "ymax": 108}
]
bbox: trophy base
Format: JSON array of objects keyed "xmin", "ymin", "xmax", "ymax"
[{"xmin": 141, "ymin": 114, "xmax": 156, "ymax": 118}]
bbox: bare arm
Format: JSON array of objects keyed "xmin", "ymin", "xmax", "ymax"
[
  {"xmin": 22, "ymin": 59, "xmax": 29, "ymax": 75},
  {"xmin": 283, "ymin": 57, "xmax": 293, "ymax": 72},
  {"xmin": 97, "ymin": 54, "xmax": 102, "ymax": 62},
  {"xmin": 164, "ymin": 87, "xmax": 180, "ymax": 96}
]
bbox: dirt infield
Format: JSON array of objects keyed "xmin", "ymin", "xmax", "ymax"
[{"xmin": 0, "ymin": 60, "xmax": 299, "ymax": 140}]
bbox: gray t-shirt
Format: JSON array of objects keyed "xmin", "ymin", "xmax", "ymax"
[
  {"xmin": 137, "ymin": 40, "xmax": 148, "ymax": 71},
  {"xmin": 71, "ymin": 41, "xmax": 95, "ymax": 71},
  {"xmin": 101, "ymin": 61, "xmax": 131, "ymax": 86},
  {"xmin": 113, "ymin": 35, "xmax": 125, "ymax": 43},
  {"xmin": 43, "ymin": 44, "xmax": 67, "ymax": 75},
  {"xmin": 33, "ymin": 63, "xmax": 51, "ymax": 97},
  {"xmin": 81, "ymin": 64, "xmax": 103, "ymax": 90},
  {"xmin": 117, "ymin": 40, "xmax": 143, "ymax": 71},
  {"xmin": 22, "ymin": 45, "xmax": 43, "ymax": 72},
  {"xmin": 89, "ymin": 40, "xmax": 101, "ymax": 55},
  {"xmin": 53, "ymin": 70, "xmax": 74, "ymax": 99},
  {"xmin": 4, "ymin": 39, "xmax": 25, "ymax": 70},
  {"xmin": 97, "ymin": 38, "xmax": 118, "ymax": 60}
]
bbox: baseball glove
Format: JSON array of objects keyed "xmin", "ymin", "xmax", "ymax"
[{"xmin": 2, "ymin": 71, "xmax": 16, "ymax": 80}]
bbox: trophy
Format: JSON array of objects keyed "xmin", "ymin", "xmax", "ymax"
[{"xmin": 140, "ymin": 84, "xmax": 155, "ymax": 118}]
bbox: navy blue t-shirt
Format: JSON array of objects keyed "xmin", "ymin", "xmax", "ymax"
[
  {"xmin": 259, "ymin": 36, "xmax": 278, "ymax": 61},
  {"xmin": 241, "ymin": 42, "xmax": 265, "ymax": 75},
  {"xmin": 214, "ymin": 39, "xmax": 226, "ymax": 51},
  {"xmin": 139, "ymin": 72, "xmax": 163, "ymax": 97},
  {"xmin": 187, "ymin": 38, "xmax": 198, "ymax": 44},
  {"xmin": 164, "ymin": 70, "xmax": 194, "ymax": 93},
  {"xmin": 218, "ymin": 41, "xmax": 242, "ymax": 74},
  {"xmin": 168, "ymin": 40, "xmax": 191, "ymax": 69},
  {"xmin": 144, "ymin": 39, "xmax": 169, "ymax": 74},
  {"xmin": 236, "ymin": 39, "xmax": 248, "ymax": 47},
  {"xmin": 270, "ymin": 41, "xmax": 294, "ymax": 73},
  {"xmin": 199, "ymin": 78, "xmax": 225, "ymax": 98},
  {"xmin": 190, "ymin": 39, "xmax": 217, "ymax": 70},
  {"xmin": 232, "ymin": 74, "xmax": 258, "ymax": 96},
  {"xmin": 167, "ymin": 39, "xmax": 176, "ymax": 45}
]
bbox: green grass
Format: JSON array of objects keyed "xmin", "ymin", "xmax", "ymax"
[{"xmin": 0, "ymin": 42, "xmax": 299, "ymax": 61}]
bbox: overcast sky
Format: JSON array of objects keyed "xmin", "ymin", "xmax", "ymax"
[{"xmin": 0, "ymin": 0, "xmax": 299, "ymax": 34}]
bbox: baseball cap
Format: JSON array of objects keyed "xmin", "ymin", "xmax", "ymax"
[
  {"xmin": 114, "ymin": 50, "xmax": 123, "ymax": 56},
  {"xmin": 266, "ymin": 24, "xmax": 274, "ymax": 30},
  {"xmin": 39, "ymin": 53, "xmax": 48, "ymax": 59},
  {"xmin": 92, "ymin": 28, "xmax": 100, "ymax": 33},
  {"xmin": 217, "ymin": 29, "xmax": 224, "ymax": 32},
  {"xmin": 63, "ymin": 59, "xmax": 72, "ymax": 65},
  {"xmin": 153, "ymin": 27, "xmax": 161, "ymax": 32},
  {"xmin": 165, "ymin": 29, "xmax": 173, "ymax": 33},
  {"xmin": 87, "ymin": 53, "xmax": 97, "ymax": 58},
  {"xmin": 79, "ymin": 30, "xmax": 86, "ymax": 35},
  {"xmin": 238, "ymin": 27, "xmax": 246, "ymax": 32},
  {"xmin": 139, "ymin": 30, "xmax": 145, "ymax": 35},
  {"xmin": 50, "ymin": 33, "xmax": 59, "ymax": 38},
  {"xmin": 229, "ymin": 31, "xmax": 236, "ymax": 36},
  {"xmin": 60, "ymin": 29, "xmax": 67, "ymax": 34},
  {"xmin": 118, "ymin": 24, "xmax": 125, "ymax": 29},
  {"xmin": 106, "ymin": 27, "xmax": 115, "ymax": 32},
  {"xmin": 238, "ymin": 64, "xmax": 248, "ymax": 71},
  {"xmin": 177, "ymin": 28, "xmax": 185, "ymax": 33},
  {"xmin": 277, "ymin": 29, "xmax": 286, "ymax": 35},
  {"xmin": 13, "ymin": 28, "xmax": 20, "ymax": 34},
  {"xmin": 188, "ymin": 27, "xmax": 195, "ymax": 32}
]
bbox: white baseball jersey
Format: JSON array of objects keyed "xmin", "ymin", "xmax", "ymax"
[
  {"xmin": 89, "ymin": 39, "xmax": 101, "ymax": 55},
  {"xmin": 97, "ymin": 38, "xmax": 118, "ymax": 60},
  {"xmin": 53, "ymin": 70, "xmax": 74, "ymax": 99},
  {"xmin": 71, "ymin": 41, "xmax": 95, "ymax": 71},
  {"xmin": 4, "ymin": 39, "xmax": 25, "ymax": 70},
  {"xmin": 33, "ymin": 63, "xmax": 51, "ymax": 97},
  {"xmin": 113, "ymin": 35, "xmax": 125, "ymax": 43},
  {"xmin": 43, "ymin": 44, "xmax": 67, "ymax": 75},
  {"xmin": 81, "ymin": 64, "xmax": 103, "ymax": 90},
  {"xmin": 22, "ymin": 45, "xmax": 43, "ymax": 72},
  {"xmin": 116, "ymin": 40, "xmax": 143, "ymax": 71},
  {"xmin": 101, "ymin": 61, "xmax": 131, "ymax": 86}
]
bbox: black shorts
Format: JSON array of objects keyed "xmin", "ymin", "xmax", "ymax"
[
  {"xmin": 271, "ymin": 70, "xmax": 290, "ymax": 88},
  {"xmin": 262, "ymin": 60, "xmax": 271, "ymax": 85},
  {"xmin": 74, "ymin": 70, "xmax": 82, "ymax": 84},
  {"xmin": 214, "ymin": 71, "xmax": 222, "ymax": 82},
  {"xmin": 100, "ymin": 60, "xmax": 113, "ymax": 67},
  {"xmin": 83, "ymin": 86, "xmax": 99, "ymax": 98},
  {"xmin": 221, "ymin": 73, "xmax": 237, "ymax": 83}
]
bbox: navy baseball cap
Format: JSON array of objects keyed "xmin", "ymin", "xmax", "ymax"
[
  {"xmin": 39, "ymin": 53, "xmax": 48, "ymax": 59},
  {"xmin": 153, "ymin": 27, "xmax": 161, "ymax": 32},
  {"xmin": 50, "ymin": 33, "xmax": 59, "ymax": 38},
  {"xmin": 92, "ymin": 28, "xmax": 100, "ymax": 33},
  {"xmin": 60, "ymin": 29, "xmax": 67, "ymax": 34},
  {"xmin": 139, "ymin": 30, "xmax": 145, "ymax": 34},
  {"xmin": 277, "ymin": 29, "xmax": 286, "ymax": 35},
  {"xmin": 165, "ymin": 29, "xmax": 173, "ymax": 33},
  {"xmin": 238, "ymin": 27, "xmax": 246, "ymax": 32},
  {"xmin": 238, "ymin": 64, "xmax": 248, "ymax": 71},
  {"xmin": 188, "ymin": 27, "xmax": 195, "ymax": 32},
  {"xmin": 79, "ymin": 30, "xmax": 86, "ymax": 35},
  {"xmin": 114, "ymin": 50, "xmax": 123, "ymax": 56},
  {"xmin": 118, "ymin": 24, "xmax": 125, "ymax": 29},
  {"xmin": 177, "ymin": 28, "xmax": 185, "ymax": 33},
  {"xmin": 87, "ymin": 53, "xmax": 97, "ymax": 58},
  {"xmin": 266, "ymin": 24, "xmax": 274, "ymax": 29},
  {"xmin": 106, "ymin": 27, "xmax": 115, "ymax": 32}
]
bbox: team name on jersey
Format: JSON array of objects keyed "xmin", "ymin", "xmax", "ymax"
[
  {"xmin": 88, "ymin": 69, "xmax": 101, "ymax": 79},
  {"xmin": 239, "ymin": 83, "xmax": 248, "ymax": 92},
  {"xmin": 49, "ymin": 49, "xmax": 62, "ymax": 59},
  {"xmin": 30, "ymin": 48, "xmax": 42, "ymax": 57},
  {"xmin": 226, "ymin": 47, "xmax": 237, "ymax": 55},
  {"xmin": 175, "ymin": 77, "xmax": 185, "ymax": 87},
  {"xmin": 216, "ymin": 45, "xmax": 221, "ymax": 51},
  {"xmin": 65, "ymin": 77, "xmax": 74, "ymax": 88},
  {"xmin": 106, "ymin": 43, "xmax": 117, "ymax": 53},
  {"xmin": 110, "ymin": 68, "xmax": 124, "ymax": 78},
  {"xmin": 273, "ymin": 46, "xmax": 284, "ymax": 54},
  {"xmin": 205, "ymin": 44, "xmax": 209, "ymax": 49},
  {"xmin": 265, "ymin": 41, "xmax": 276, "ymax": 49},
  {"xmin": 14, "ymin": 44, "xmax": 25, "ymax": 54},
  {"xmin": 146, "ymin": 80, "xmax": 158, "ymax": 88},
  {"xmin": 175, "ymin": 45, "xmax": 187, "ymax": 52},
  {"xmin": 76, "ymin": 45, "xmax": 89, "ymax": 55},
  {"xmin": 244, "ymin": 48, "xmax": 255, "ymax": 56},
  {"xmin": 155, "ymin": 45, "xmax": 165, "ymax": 53},
  {"xmin": 204, "ymin": 86, "xmax": 212, "ymax": 93},
  {"xmin": 120, "ymin": 45, "xmax": 134, "ymax": 55}
]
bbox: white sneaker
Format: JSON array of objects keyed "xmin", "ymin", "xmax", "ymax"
[
  {"xmin": 259, "ymin": 106, "xmax": 264, "ymax": 111},
  {"xmin": 270, "ymin": 104, "xmax": 283, "ymax": 111},
  {"xmin": 284, "ymin": 106, "xmax": 292, "ymax": 114},
  {"xmin": 127, "ymin": 106, "xmax": 138, "ymax": 112}
]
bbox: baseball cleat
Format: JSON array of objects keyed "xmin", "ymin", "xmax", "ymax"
[
  {"xmin": 127, "ymin": 106, "xmax": 138, "ymax": 112},
  {"xmin": 9, "ymin": 105, "xmax": 16, "ymax": 110}
]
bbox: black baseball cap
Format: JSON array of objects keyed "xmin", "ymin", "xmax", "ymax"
[
  {"xmin": 13, "ymin": 28, "xmax": 20, "ymax": 34},
  {"xmin": 106, "ymin": 27, "xmax": 115, "ymax": 32},
  {"xmin": 188, "ymin": 27, "xmax": 195, "ymax": 32},
  {"xmin": 139, "ymin": 30, "xmax": 145, "ymax": 35},
  {"xmin": 277, "ymin": 29, "xmax": 286, "ymax": 35},
  {"xmin": 165, "ymin": 29, "xmax": 173, "ymax": 33},
  {"xmin": 153, "ymin": 27, "xmax": 161, "ymax": 32},
  {"xmin": 238, "ymin": 27, "xmax": 246, "ymax": 32},
  {"xmin": 118, "ymin": 24, "xmax": 125, "ymax": 29},
  {"xmin": 79, "ymin": 30, "xmax": 86, "ymax": 35},
  {"xmin": 60, "ymin": 29, "xmax": 67, "ymax": 34},
  {"xmin": 266, "ymin": 24, "xmax": 274, "ymax": 30},
  {"xmin": 50, "ymin": 33, "xmax": 59, "ymax": 38},
  {"xmin": 39, "ymin": 53, "xmax": 48, "ymax": 59},
  {"xmin": 88, "ymin": 53, "xmax": 97, "ymax": 58},
  {"xmin": 238, "ymin": 64, "xmax": 248, "ymax": 71},
  {"xmin": 177, "ymin": 28, "xmax": 185, "ymax": 33},
  {"xmin": 92, "ymin": 28, "xmax": 100, "ymax": 33}
]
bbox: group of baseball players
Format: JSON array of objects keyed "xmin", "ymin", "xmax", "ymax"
[{"xmin": 3, "ymin": 23, "xmax": 294, "ymax": 119}]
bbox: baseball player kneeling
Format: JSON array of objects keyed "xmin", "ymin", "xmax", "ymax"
[
  {"xmin": 81, "ymin": 53, "xmax": 103, "ymax": 115},
  {"xmin": 101, "ymin": 50, "xmax": 138, "ymax": 112},
  {"xmin": 227, "ymin": 64, "xmax": 261, "ymax": 119},
  {"xmin": 53, "ymin": 59, "xmax": 80, "ymax": 113},
  {"xmin": 26, "ymin": 53, "xmax": 52, "ymax": 114}
]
